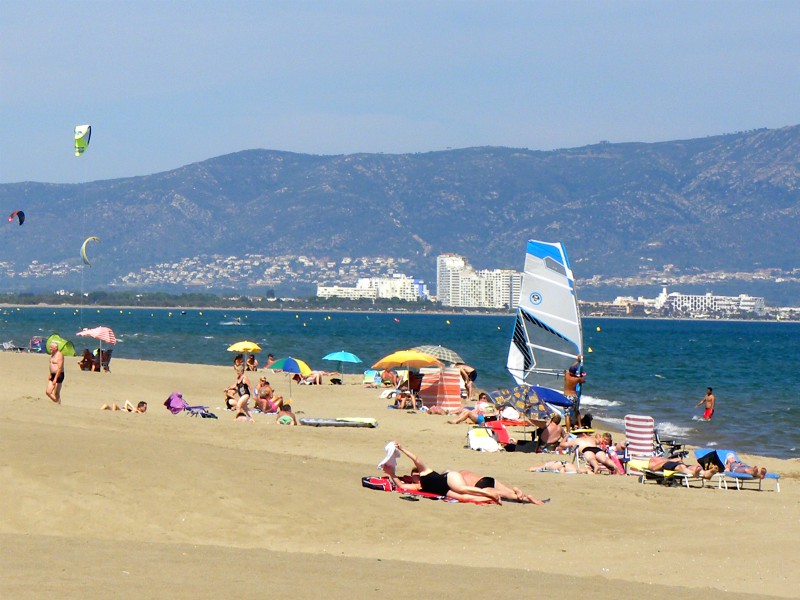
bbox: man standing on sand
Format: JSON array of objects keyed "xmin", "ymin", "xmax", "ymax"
[
  {"xmin": 563, "ymin": 355, "xmax": 585, "ymax": 430},
  {"xmin": 46, "ymin": 341, "xmax": 64, "ymax": 404},
  {"xmin": 457, "ymin": 363, "xmax": 477, "ymax": 400},
  {"xmin": 695, "ymin": 387, "xmax": 715, "ymax": 420}
]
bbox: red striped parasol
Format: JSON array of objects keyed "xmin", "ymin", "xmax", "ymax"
[{"xmin": 76, "ymin": 326, "xmax": 117, "ymax": 345}]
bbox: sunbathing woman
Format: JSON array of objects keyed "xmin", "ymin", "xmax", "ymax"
[
  {"xmin": 529, "ymin": 460, "xmax": 586, "ymax": 474},
  {"xmin": 448, "ymin": 392, "xmax": 494, "ymax": 425},
  {"xmin": 385, "ymin": 442, "xmax": 545, "ymax": 505},
  {"xmin": 559, "ymin": 431, "xmax": 620, "ymax": 474},
  {"xmin": 725, "ymin": 453, "xmax": 766, "ymax": 478}
]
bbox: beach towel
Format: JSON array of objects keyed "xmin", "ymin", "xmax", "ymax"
[{"xmin": 360, "ymin": 476, "xmax": 486, "ymax": 504}]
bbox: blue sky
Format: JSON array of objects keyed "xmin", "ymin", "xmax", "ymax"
[{"xmin": 3, "ymin": 1, "xmax": 799, "ymax": 183}]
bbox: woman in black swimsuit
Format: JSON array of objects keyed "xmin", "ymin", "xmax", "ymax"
[
  {"xmin": 386, "ymin": 443, "xmax": 545, "ymax": 504},
  {"xmin": 233, "ymin": 371, "xmax": 254, "ymax": 422}
]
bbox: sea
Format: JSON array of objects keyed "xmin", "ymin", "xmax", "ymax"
[{"xmin": 2, "ymin": 306, "xmax": 798, "ymax": 459}]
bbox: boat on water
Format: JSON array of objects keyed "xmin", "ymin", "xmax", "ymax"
[{"xmin": 506, "ymin": 240, "xmax": 583, "ymax": 409}]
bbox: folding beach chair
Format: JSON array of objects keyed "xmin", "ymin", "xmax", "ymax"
[
  {"xmin": 163, "ymin": 391, "xmax": 217, "ymax": 418},
  {"xmin": 362, "ymin": 369, "xmax": 381, "ymax": 388},
  {"xmin": 624, "ymin": 414, "xmax": 656, "ymax": 474},
  {"xmin": 100, "ymin": 348, "xmax": 113, "ymax": 372}
]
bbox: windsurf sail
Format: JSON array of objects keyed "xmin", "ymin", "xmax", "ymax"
[{"xmin": 507, "ymin": 240, "xmax": 583, "ymax": 387}]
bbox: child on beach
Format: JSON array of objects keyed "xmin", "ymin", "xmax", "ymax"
[{"xmin": 276, "ymin": 403, "xmax": 298, "ymax": 426}]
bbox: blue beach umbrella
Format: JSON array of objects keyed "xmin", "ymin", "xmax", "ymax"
[
  {"xmin": 322, "ymin": 350, "xmax": 362, "ymax": 364},
  {"xmin": 322, "ymin": 350, "xmax": 362, "ymax": 380}
]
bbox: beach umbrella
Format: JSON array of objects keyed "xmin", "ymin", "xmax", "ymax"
[
  {"xmin": 45, "ymin": 333, "xmax": 76, "ymax": 357},
  {"xmin": 322, "ymin": 350, "xmax": 362, "ymax": 364},
  {"xmin": 76, "ymin": 325, "xmax": 117, "ymax": 365},
  {"xmin": 270, "ymin": 356, "xmax": 313, "ymax": 399},
  {"xmin": 322, "ymin": 350, "xmax": 362, "ymax": 380},
  {"xmin": 76, "ymin": 326, "xmax": 117, "ymax": 345},
  {"xmin": 411, "ymin": 345, "xmax": 464, "ymax": 365},
  {"xmin": 490, "ymin": 384, "xmax": 550, "ymax": 424},
  {"xmin": 372, "ymin": 350, "xmax": 442, "ymax": 371},
  {"xmin": 270, "ymin": 356, "xmax": 312, "ymax": 376},
  {"xmin": 75, "ymin": 325, "xmax": 116, "ymax": 356},
  {"xmin": 227, "ymin": 340, "xmax": 261, "ymax": 353}
]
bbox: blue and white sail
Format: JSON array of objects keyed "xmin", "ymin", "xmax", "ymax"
[{"xmin": 507, "ymin": 240, "xmax": 583, "ymax": 387}]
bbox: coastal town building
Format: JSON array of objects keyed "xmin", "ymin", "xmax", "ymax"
[
  {"xmin": 436, "ymin": 254, "xmax": 522, "ymax": 309},
  {"xmin": 317, "ymin": 274, "xmax": 429, "ymax": 302},
  {"xmin": 607, "ymin": 287, "xmax": 767, "ymax": 317}
]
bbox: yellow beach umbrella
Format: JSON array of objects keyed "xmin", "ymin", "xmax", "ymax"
[
  {"xmin": 227, "ymin": 340, "xmax": 262, "ymax": 353},
  {"xmin": 372, "ymin": 350, "xmax": 443, "ymax": 370}
]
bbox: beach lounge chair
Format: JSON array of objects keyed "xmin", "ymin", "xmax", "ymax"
[
  {"xmin": 627, "ymin": 457, "xmax": 705, "ymax": 488},
  {"xmin": 654, "ymin": 430, "xmax": 686, "ymax": 458},
  {"xmin": 362, "ymin": 369, "xmax": 381, "ymax": 388},
  {"xmin": 695, "ymin": 449, "xmax": 780, "ymax": 492},
  {"xmin": 2, "ymin": 341, "xmax": 23, "ymax": 352}
]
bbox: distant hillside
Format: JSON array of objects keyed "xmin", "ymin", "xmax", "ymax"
[{"xmin": 1, "ymin": 125, "xmax": 799, "ymax": 301}]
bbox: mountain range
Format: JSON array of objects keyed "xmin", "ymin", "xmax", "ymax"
[{"xmin": 1, "ymin": 124, "xmax": 799, "ymax": 303}]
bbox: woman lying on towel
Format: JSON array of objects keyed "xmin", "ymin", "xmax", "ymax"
[
  {"xmin": 384, "ymin": 442, "xmax": 546, "ymax": 505},
  {"xmin": 725, "ymin": 453, "xmax": 767, "ymax": 478}
]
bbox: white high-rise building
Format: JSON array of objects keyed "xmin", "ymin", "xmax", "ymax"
[
  {"xmin": 436, "ymin": 254, "xmax": 467, "ymax": 306},
  {"xmin": 436, "ymin": 254, "xmax": 522, "ymax": 309}
]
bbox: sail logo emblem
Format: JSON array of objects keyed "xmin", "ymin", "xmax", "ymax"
[{"xmin": 529, "ymin": 292, "xmax": 543, "ymax": 305}]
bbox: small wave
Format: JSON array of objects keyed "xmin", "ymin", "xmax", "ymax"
[
  {"xmin": 220, "ymin": 321, "xmax": 245, "ymax": 326},
  {"xmin": 596, "ymin": 416, "xmax": 625, "ymax": 429},
  {"xmin": 654, "ymin": 374, "xmax": 665, "ymax": 379},
  {"xmin": 580, "ymin": 395, "xmax": 622, "ymax": 408},
  {"xmin": 657, "ymin": 421, "xmax": 693, "ymax": 439},
  {"xmin": 707, "ymin": 441, "xmax": 718, "ymax": 447},
  {"xmin": 203, "ymin": 336, "xmax": 215, "ymax": 340}
]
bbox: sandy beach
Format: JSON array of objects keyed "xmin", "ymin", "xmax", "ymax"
[{"xmin": 1, "ymin": 352, "xmax": 798, "ymax": 599}]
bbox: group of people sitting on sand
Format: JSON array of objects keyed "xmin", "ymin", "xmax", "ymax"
[{"xmin": 226, "ymin": 355, "xmax": 298, "ymax": 424}]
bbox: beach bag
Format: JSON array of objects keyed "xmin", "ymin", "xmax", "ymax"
[
  {"xmin": 467, "ymin": 428, "xmax": 500, "ymax": 452},
  {"xmin": 361, "ymin": 476, "xmax": 394, "ymax": 491},
  {"xmin": 697, "ymin": 451, "xmax": 725, "ymax": 472},
  {"xmin": 500, "ymin": 406, "xmax": 521, "ymax": 420}
]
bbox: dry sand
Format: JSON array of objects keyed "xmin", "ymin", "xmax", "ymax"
[{"xmin": 1, "ymin": 352, "xmax": 798, "ymax": 599}]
